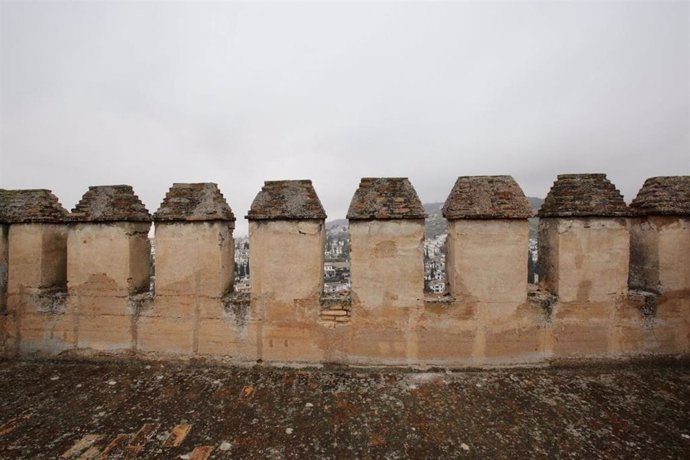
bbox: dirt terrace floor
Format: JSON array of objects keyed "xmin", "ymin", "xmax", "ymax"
[{"xmin": 0, "ymin": 358, "xmax": 689, "ymax": 459}]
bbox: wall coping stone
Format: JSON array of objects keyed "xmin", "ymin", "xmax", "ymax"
[
  {"xmin": 442, "ymin": 175, "xmax": 533, "ymax": 219},
  {"xmin": 247, "ymin": 180, "xmax": 326, "ymax": 220},
  {"xmin": 630, "ymin": 176, "xmax": 690, "ymax": 216},
  {"xmin": 154, "ymin": 183, "xmax": 235, "ymax": 222},
  {"xmin": 347, "ymin": 177, "xmax": 425, "ymax": 220},
  {"xmin": 70, "ymin": 185, "xmax": 151, "ymax": 223},
  {"xmin": 0, "ymin": 189, "xmax": 69, "ymax": 224},
  {"xmin": 538, "ymin": 173, "xmax": 630, "ymax": 218}
]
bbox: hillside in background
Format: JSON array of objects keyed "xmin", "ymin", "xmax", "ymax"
[{"xmin": 326, "ymin": 198, "xmax": 544, "ymax": 240}]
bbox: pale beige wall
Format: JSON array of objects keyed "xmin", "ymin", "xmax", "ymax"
[
  {"xmin": 249, "ymin": 220, "xmax": 324, "ymax": 304},
  {"xmin": 155, "ymin": 222, "xmax": 234, "ymax": 297},
  {"xmin": 446, "ymin": 219, "xmax": 528, "ymax": 303},
  {"xmin": 629, "ymin": 217, "xmax": 659, "ymax": 292},
  {"xmin": 655, "ymin": 217, "xmax": 690, "ymax": 294},
  {"xmin": 68, "ymin": 222, "xmax": 150, "ymax": 295},
  {"xmin": 8, "ymin": 224, "xmax": 67, "ymax": 295},
  {"xmin": 537, "ymin": 219, "xmax": 559, "ymax": 294},
  {"xmin": 548, "ymin": 218, "xmax": 629, "ymax": 303},
  {"xmin": 349, "ymin": 220, "xmax": 424, "ymax": 309}
]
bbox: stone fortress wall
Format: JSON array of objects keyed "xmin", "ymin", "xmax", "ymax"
[{"xmin": 0, "ymin": 174, "xmax": 688, "ymax": 367}]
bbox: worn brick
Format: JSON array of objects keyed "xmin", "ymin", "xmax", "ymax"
[
  {"xmin": 0, "ymin": 189, "xmax": 69, "ymax": 224},
  {"xmin": 630, "ymin": 176, "xmax": 690, "ymax": 216},
  {"xmin": 70, "ymin": 185, "xmax": 150, "ymax": 222},
  {"xmin": 347, "ymin": 177, "xmax": 425, "ymax": 220},
  {"xmin": 442, "ymin": 176, "xmax": 533, "ymax": 219},
  {"xmin": 538, "ymin": 174, "xmax": 629, "ymax": 217},
  {"xmin": 154, "ymin": 183, "xmax": 234, "ymax": 222},
  {"xmin": 247, "ymin": 180, "xmax": 326, "ymax": 220}
]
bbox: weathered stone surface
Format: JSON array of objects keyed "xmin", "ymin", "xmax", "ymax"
[
  {"xmin": 630, "ymin": 176, "xmax": 690, "ymax": 216},
  {"xmin": 539, "ymin": 218, "xmax": 629, "ymax": 302},
  {"xmin": 347, "ymin": 178, "xmax": 425, "ymax": 220},
  {"xmin": 247, "ymin": 180, "xmax": 326, "ymax": 220},
  {"xmin": 349, "ymin": 220, "xmax": 424, "ymax": 309},
  {"xmin": 70, "ymin": 185, "xmax": 150, "ymax": 222},
  {"xmin": 442, "ymin": 176, "xmax": 533, "ymax": 219},
  {"xmin": 154, "ymin": 183, "xmax": 235, "ymax": 222},
  {"xmin": 249, "ymin": 220, "xmax": 324, "ymax": 308},
  {"xmin": 0, "ymin": 189, "xmax": 69, "ymax": 224},
  {"xmin": 67, "ymin": 223, "xmax": 151, "ymax": 296},
  {"xmin": 7, "ymin": 224, "xmax": 67, "ymax": 294},
  {"xmin": 155, "ymin": 222, "xmax": 234, "ymax": 297},
  {"xmin": 538, "ymin": 174, "xmax": 629, "ymax": 217},
  {"xmin": 446, "ymin": 219, "xmax": 528, "ymax": 303},
  {"xmin": 3, "ymin": 360, "xmax": 690, "ymax": 458},
  {"xmin": 629, "ymin": 216, "xmax": 690, "ymax": 294}
]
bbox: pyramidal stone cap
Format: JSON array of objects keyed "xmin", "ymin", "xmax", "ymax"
[
  {"xmin": 154, "ymin": 183, "xmax": 235, "ymax": 222},
  {"xmin": 538, "ymin": 173, "xmax": 630, "ymax": 218},
  {"xmin": 442, "ymin": 175, "xmax": 533, "ymax": 219},
  {"xmin": 0, "ymin": 189, "xmax": 69, "ymax": 224},
  {"xmin": 347, "ymin": 177, "xmax": 425, "ymax": 220},
  {"xmin": 247, "ymin": 180, "xmax": 326, "ymax": 220},
  {"xmin": 70, "ymin": 185, "xmax": 151, "ymax": 222},
  {"xmin": 630, "ymin": 176, "xmax": 690, "ymax": 216}
]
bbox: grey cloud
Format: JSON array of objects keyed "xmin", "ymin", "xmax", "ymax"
[{"xmin": 1, "ymin": 1, "xmax": 688, "ymax": 235}]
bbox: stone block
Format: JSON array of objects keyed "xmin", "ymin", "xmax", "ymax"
[
  {"xmin": 416, "ymin": 327, "xmax": 476, "ymax": 364},
  {"xmin": 77, "ymin": 314, "xmax": 134, "ymax": 351},
  {"xmin": 249, "ymin": 220, "xmax": 324, "ymax": 303},
  {"xmin": 350, "ymin": 220, "xmax": 424, "ymax": 309},
  {"xmin": 540, "ymin": 218, "xmax": 629, "ymax": 303},
  {"xmin": 551, "ymin": 322, "xmax": 610, "ymax": 358},
  {"xmin": 260, "ymin": 324, "xmax": 324, "ymax": 362},
  {"xmin": 446, "ymin": 219, "xmax": 528, "ymax": 303},
  {"xmin": 8, "ymin": 224, "xmax": 67, "ymax": 294},
  {"xmin": 137, "ymin": 316, "xmax": 194, "ymax": 355},
  {"xmin": 154, "ymin": 222, "xmax": 234, "ymax": 297},
  {"xmin": 68, "ymin": 222, "xmax": 150, "ymax": 295},
  {"xmin": 196, "ymin": 317, "xmax": 255, "ymax": 359},
  {"xmin": 15, "ymin": 311, "xmax": 74, "ymax": 353},
  {"xmin": 484, "ymin": 323, "xmax": 545, "ymax": 361}
]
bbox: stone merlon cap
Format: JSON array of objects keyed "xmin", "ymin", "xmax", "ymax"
[
  {"xmin": 442, "ymin": 175, "xmax": 533, "ymax": 219},
  {"xmin": 538, "ymin": 173, "xmax": 630, "ymax": 218},
  {"xmin": 154, "ymin": 183, "xmax": 235, "ymax": 222},
  {"xmin": 630, "ymin": 176, "xmax": 690, "ymax": 216},
  {"xmin": 70, "ymin": 185, "xmax": 151, "ymax": 222},
  {"xmin": 246, "ymin": 180, "xmax": 326, "ymax": 220},
  {"xmin": 347, "ymin": 177, "xmax": 425, "ymax": 220},
  {"xmin": 0, "ymin": 189, "xmax": 69, "ymax": 224}
]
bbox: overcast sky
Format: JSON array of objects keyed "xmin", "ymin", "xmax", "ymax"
[{"xmin": 1, "ymin": 1, "xmax": 688, "ymax": 235}]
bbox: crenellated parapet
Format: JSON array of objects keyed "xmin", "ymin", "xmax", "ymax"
[
  {"xmin": 537, "ymin": 174, "xmax": 631, "ymax": 303},
  {"xmin": 629, "ymin": 176, "xmax": 690, "ymax": 295},
  {"xmin": 1, "ymin": 190, "xmax": 70, "ymax": 353},
  {"xmin": 136, "ymin": 183, "xmax": 237, "ymax": 356},
  {"xmin": 65, "ymin": 185, "xmax": 152, "ymax": 351},
  {"xmin": 246, "ymin": 180, "xmax": 326, "ymax": 361},
  {"xmin": 443, "ymin": 176, "xmax": 533, "ymax": 305},
  {"xmin": 1, "ymin": 174, "xmax": 688, "ymax": 365}
]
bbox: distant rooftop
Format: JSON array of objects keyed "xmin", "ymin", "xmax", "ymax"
[
  {"xmin": 347, "ymin": 177, "xmax": 425, "ymax": 220},
  {"xmin": 155, "ymin": 183, "xmax": 234, "ymax": 222},
  {"xmin": 442, "ymin": 175, "xmax": 533, "ymax": 219},
  {"xmin": 71, "ymin": 185, "xmax": 151, "ymax": 223},
  {"xmin": 630, "ymin": 176, "xmax": 690, "ymax": 216},
  {"xmin": 538, "ymin": 174, "xmax": 629, "ymax": 218},
  {"xmin": 0, "ymin": 189, "xmax": 69, "ymax": 224},
  {"xmin": 247, "ymin": 180, "xmax": 326, "ymax": 220}
]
